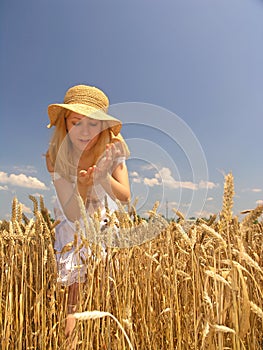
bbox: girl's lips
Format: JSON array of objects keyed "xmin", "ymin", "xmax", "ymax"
[{"xmin": 79, "ymin": 139, "xmax": 90, "ymax": 143}]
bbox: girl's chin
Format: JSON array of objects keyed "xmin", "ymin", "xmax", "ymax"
[{"xmin": 74, "ymin": 143, "xmax": 93, "ymax": 152}]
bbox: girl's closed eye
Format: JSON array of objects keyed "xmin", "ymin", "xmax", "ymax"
[
  {"xmin": 69, "ymin": 118, "xmax": 82, "ymax": 126},
  {"xmin": 73, "ymin": 121, "xmax": 81, "ymax": 126},
  {"xmin": 71, "ymin": 120, "xmax": 98, "ymax": 127},
  {"xmin": 89, "ymin": 121, "xmax": 99, "ymax": 127}
]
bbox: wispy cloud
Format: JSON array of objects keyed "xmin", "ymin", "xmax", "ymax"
[
  {"xmin": 0, "ymin": 185, "xmax": 8, "ymax": 191},
  {"xmin": 0, "ymin": 171, "xmax": 48, "ymax": 190},
  {"xmin": 199, "ymin": 180, "xmax": 219, "ymax": 190},
  {"xmin": 50, "ymin": 195, "xmax": 57, "ymax": 204},
  {"xmin": 194, "ymin": 209, "xmax": 215, "ymax": 218},
  {"xmin": 166, "ymin": 201, "xmax": 179, "ymax": 207},
  {"xmin": 21, "ymin": 203, "xmax": 32, "ymax": 214},
  {"xmin": 252, "ymin": 188, "xmax": 262, "ymax": 193},
  {"xmin": 141, "ymin": 164, "xmax": 156, "ymax": 171},
  {"xmin": 13, "ymin": 165, "xmax": 38, "ymax": 174},
  {"xmin": 241, "ymin": 188, "xmax": 262, "ymax": 193}
]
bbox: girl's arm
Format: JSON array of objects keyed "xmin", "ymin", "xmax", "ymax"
[
  {"xmin": 90, "ymin": 142, "xmax": 130, "ymax": 202},
  {"xmin": 78, "ymin": 160, "xmax": 130, "ymax": 203},
  {"xmin": 46, "ymin": 152, "xmax": 87, "ymax": 222},
  {"xmin": 100, "ymin": 161, "xmax": 130, "ymax": 203}
]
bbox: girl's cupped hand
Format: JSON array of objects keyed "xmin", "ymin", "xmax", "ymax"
[{"xmin": 77, "ymin": 142, "xmax": 124, "ymax": 187}]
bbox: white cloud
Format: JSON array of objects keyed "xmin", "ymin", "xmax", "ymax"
[
  {"xmin": 179, "ymin": 181, "xmax": 198, "ymax": 190},
  {"xmin": 156, "ymin": 168, "xmax": 178, "ymax": 188},
  {"xmin": 130, "ymin": 171, "xmax": 139, "ymax": 177},
  {"xmin": 168, "ymin": 201, "xmax": 179, "ymax": 207},
  {"xmin": 252, "ymin": 188, "xmax": 262, "ymax": 193},
  {"xmin": 51, "ymin": 195, "xmax": 57, "ymax": 204},
  {"xmin": 32, "ymin": 192, "xmax": 46, "ymax": 198},
  {"xmin": 206, "ymin": 197, "xmax": 214, "ymax": 201},
  {"xmin": 138, "ymin": 167, "xmax": 219, "ymax": 192},
  {"xmin": 199, "ymin": 180, "xmax": 219, "ymax": 190},
  {"xmin": 194, "ymin": 210, "xmax": 215, "ymax": 218},
  {"xmin": 141, "ymin": 164, "xmax": 155, "ymax": 171},
  {"xmin": 0, "ymin": 185, "xmax": 8, "ymax": 191},
  {"xmin": 13, "ymin": 165, "xmax": 37, "ymax": 174},
  {"xmin": 130, "ymin": 171, "xmax": 142, "ymax": 184},
  {"xmin": 241, "ymin": 188, "xmax": 262, "ymax": 193},
  {"xmin": 21, "ymin": 203, "xmax": 32, "ymax": 214},
  {"xmin": 144, "ymin": 177, "xmax": 160, "ymax": 187},
  {"xmin": 0, "ymin": 171, "xmax": 48, "ymax": 190},
  {"xmin": 156, "ymin": 167, "xmax": 198, "ymax": 190}
]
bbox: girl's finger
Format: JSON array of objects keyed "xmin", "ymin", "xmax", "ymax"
[
  {"xmin": 111, "ymin": 143, "xmax": 116, "ymax": 157},
  {"xmin": 106, "ymin": 144, "xmax": 113, "ymax": 161},
  {"xmin": 79, "ymin": 169, "xmax": 87, "ymax": 176},
  {"xmin": 87, "ymin": 166, "xmax": 96, "ymax": 176}
]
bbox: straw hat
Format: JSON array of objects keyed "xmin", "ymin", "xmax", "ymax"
[{"xmin": 47, "ymin": 85, "xmax": 122, "ymax": 136}]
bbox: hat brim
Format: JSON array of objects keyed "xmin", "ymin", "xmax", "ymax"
[{"xmin": 47, "ymin": 103, "xmax": 122, "ymax": 136}]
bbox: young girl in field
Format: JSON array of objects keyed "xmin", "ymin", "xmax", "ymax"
[{"xmin": 45, "ymin": 84, "xmax": 130, "ymax": 340}]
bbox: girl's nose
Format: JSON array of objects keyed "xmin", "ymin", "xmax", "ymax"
[{"xmin": 80, "ymin": 121, "xmax": 91, "ymax": 135}]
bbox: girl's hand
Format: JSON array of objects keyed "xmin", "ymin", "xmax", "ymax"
[
  {"xmin": 78, "ymin": 166, "xmax": 96, "ymax": 187},
  {"xmin": 77, "ymin": 142, "xmax": 125, "ymax": 187},
  {"xmin": 93, "ymin": 143, "xmax": 119, "ymax": 184}
]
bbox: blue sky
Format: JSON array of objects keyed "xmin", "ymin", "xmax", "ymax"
[{"xmin": 1, "ymin": 0, "xmax": 262, "ymax": 219}]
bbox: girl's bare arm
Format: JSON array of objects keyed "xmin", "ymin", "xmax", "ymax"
[
  {"xmin": 46, "ymin": 152, "xmax": 85, "ymax": 222},
  {"xmin": 101, "ymin": 162, "xmax": 130, "ymax": 203}
]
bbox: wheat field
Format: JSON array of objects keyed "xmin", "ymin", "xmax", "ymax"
[{"xmin": 0, "ymin": 173, "xmax": 262, "ymax": 349}]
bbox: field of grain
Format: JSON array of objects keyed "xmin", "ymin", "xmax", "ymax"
[{"xmin": 0, "ymin": 173, "xmax": 262, "ymax": 349}]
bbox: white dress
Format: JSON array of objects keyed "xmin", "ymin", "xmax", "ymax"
[{"xmin": 52, "ymin": 156, "xmax": 126, "ymax": 286}]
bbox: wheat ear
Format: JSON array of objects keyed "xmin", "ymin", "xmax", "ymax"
[{"xmin": 70, "ymin": 310, "xmax": 134, "ymax": 350}]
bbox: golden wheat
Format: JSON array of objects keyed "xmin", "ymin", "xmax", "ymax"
[{"xmin": 0, "ymin": 173, "xmax": 262, "ymax": 349}]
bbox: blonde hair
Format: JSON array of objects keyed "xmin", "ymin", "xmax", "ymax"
[{"xmin": 47, "ymin": 111, "xmax": 119, "ymax": 181}]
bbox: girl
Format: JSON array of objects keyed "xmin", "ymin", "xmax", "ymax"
[{"xmin": 45, "ymin": 84, "xmax": 130, "ymax": 339}]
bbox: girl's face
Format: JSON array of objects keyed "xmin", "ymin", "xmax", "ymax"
[{"xmin": 66, "ymin": 112, "xmax": 102, "ymax": 152}]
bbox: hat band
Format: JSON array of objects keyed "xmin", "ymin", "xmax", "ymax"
[{"xmin": 64, "ymin": 97, "xmax": 107, "ymax": 111}]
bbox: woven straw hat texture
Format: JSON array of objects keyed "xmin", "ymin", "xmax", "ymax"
[{"xmin": 47, "ymin": 85, "xmax": 122, "ymax": 136}]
